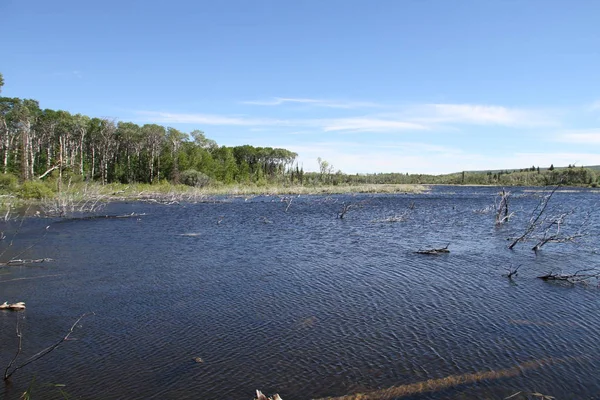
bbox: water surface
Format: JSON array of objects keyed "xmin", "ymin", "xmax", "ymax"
[{"xmin": 1, "ymin": 186, "xmax": 599, "ymax": 399}]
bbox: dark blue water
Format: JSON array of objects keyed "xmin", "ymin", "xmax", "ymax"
[{"xmin": 1, "ymin": 186, "xmax": 599, "ymax": 399}]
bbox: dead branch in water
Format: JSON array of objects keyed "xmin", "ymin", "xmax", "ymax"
[
  {"xmin": 415, "ymin": 244, "xmax": 450, "ymax": 255},
  {"xmin": 4, "ymin": 312, "xmax": 94, "ymax": 381},
  {"xmin": 503, "ymin": 264, "xmax": 521, "ymax": 279},
  {"xmin": 54, "ymin": 212, "xmax": 146, "ymax": 223},
  {"xmin": 0, "ymin": 258, "xmax": 54, "ymax": 267},
  {"xmin": 495, "ymin": 188, "xmax": 513, "ymax": 225},
  {"xmin": 508, "ymin": 186, "xmax": 562, "ymax": 250},
  {"xmin": 0, "ymin": 302, "xmax": 26, "ymax": 310},
  {"xmin": 337, "ymin": 202, "xmax": 353, "ymax": 219},
  {"xmin": 255, "ymin": 390, "xmax": 282, "ymax": 400},
  {"xmin": 537, "ymin": 268, "xmax": 600, "ymax": 285},
  {"xmin": 530, "ymin": 208, "xmax": 590, "ymax": 251}
]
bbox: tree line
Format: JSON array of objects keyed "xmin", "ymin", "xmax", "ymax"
[
  {"xmin": 0, "ymin": 73, "xmax": 299, "ymax": 187},
  {"xmin": 2, "ymin": 73, "xmax": 598, "ymax": 189}
]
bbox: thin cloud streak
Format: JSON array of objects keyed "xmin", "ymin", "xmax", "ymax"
[
  {"xmin": 242, "ymin": 97, "xmax": 386, "ymax": 109},
  {"xmin": 410, "ymin": 104, "xmax": 558, "ymax": 127},
  {"xmin": 242, "ymin": 99, "xmax": 558, "ymax": 128},
  {"xmin": 136, "ymin": 111, "xmax": 290, "ymax": 127},
  {"xmin": 322, "ymin": 118, "xmax": 429, "ymax": 132},
  {"xmin": 136, "ymin": 111, "xmax": 429, "ymax": 133},
  {"xmin": 555, "ymin": 129, "xmax": 600, "ymax": 144}
]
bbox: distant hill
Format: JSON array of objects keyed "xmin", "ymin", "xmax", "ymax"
[{"xmin": 467, "ymin": 165, "xmax": 600, "ymax": 174}]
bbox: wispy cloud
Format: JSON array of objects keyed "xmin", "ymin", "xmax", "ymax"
[
  {"xmin": 135, "ymin": 111, "xmax": 290, "ymax": 127},
  {"xmin": 136, "ymin": 111, "xmax": 428, "ymax": 133},
  {"xmin": 242, "ymin": 97, "xmax": 385, "ymax": 109},
  {"xmin": 555, "ymin": 129, "xmax": 600, "ymax": 144},
  {"xmin": 590, "ymin": 101, "xmax": 600, "ymax": 111},
  {"xmin": 322, "ymin": 118, "xmax": 428, "ymax": 132},
  {"xmin": 410, "ymin": 104, "xmax": 558, "ymax": 127}
]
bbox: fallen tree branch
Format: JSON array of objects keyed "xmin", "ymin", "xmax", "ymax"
[
  {"xmin": 504, "ymin": 264, "xmax": 521, "ymax": 279},
  {"xmin": 54, "ymin": 212, "xmax": 147, "ymax": 223},
  {"xmin": 537, "ymin": 268, "xmax": 600, "ymax": 284},
  {"xmin": 4, "ymin": 312, "xmax": 94, "ymax": 380},
  {"xmin": 37, "ymin": 165, "xmax": 59, "ymax": 180},
  {"xmin": 508, "ymin": 185, "xmax": 560, "ymax": 250},
  {"xmin": 255, "ymin": 389, "xmax": 282, "ymax": 400},
  {"xmin": 0, "ymin": 258, "xmax": 54, "ymax": 267},
  {"xmin": 416, "ymin": 244, "xmax": 450, "ymax": 255},
  {"xmin": 0, "ymin": 302, "xmax": 26, "ymax": 310}
]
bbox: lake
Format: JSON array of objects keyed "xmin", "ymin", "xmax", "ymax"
[{"xmin": 1, "ymin": 186, "xmax": 599, "ymax": 399}]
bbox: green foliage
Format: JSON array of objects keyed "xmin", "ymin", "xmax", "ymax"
[
  {"xmin": 0, "ymin": 173, "xmax": 18, "ymax": 192},
  {"xmin": 19, "ymin": 180, "xmax": 55, "ymax": 199},
  {"xmin": 181, "ymin": 169, "xmax": 211, "ymax": 188}
]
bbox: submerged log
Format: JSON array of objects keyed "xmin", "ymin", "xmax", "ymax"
[
  {"xmin": 0, "ymin": 302, "xmax": 26, "ymax": 310},
  {"xmin": 415, "ymin": 244, "xmax": 450, "ymax": 255}
]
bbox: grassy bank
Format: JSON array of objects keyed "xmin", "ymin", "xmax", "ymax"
[{"xmin": 0, "ymin": 178, "xmax": 427, "ymax": 210}]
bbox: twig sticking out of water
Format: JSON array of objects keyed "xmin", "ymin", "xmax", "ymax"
[
  {"xmin": 508, "ymin": 186, "xmax": 559, "ymax": 250},
  {"xmin": 4, "ymin": 312, "xmax": 94, "ymax": 381},
  {"xmin": 337, "ymin": 202, "xmax": 353, "ymax": 219},
  {"xmin": 504, "ymin": 264, "xmax": 521, "ymax": 279}
]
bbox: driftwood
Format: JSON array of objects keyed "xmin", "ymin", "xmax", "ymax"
[
  {"xmin": 0, "ymin": 302, "xmax": 25, "ymax": 311},
  {"xmin": 4, "ymin": 312, "xmax": 94, "ymax": 380},
  {"xmin": 0, "ymin": 258, "xmax": 54, "ymax": 267},
  {"xmin": 415, "ymin": 244, "xmax": 450, "ymax": 255},
  {"xmin": 537, "ymin": 268, "xmax": 600, "ymax": 284},
  {"xmin": 55, "ymin": 212, "xmax": 146, "ymax": 223},
  {"xmin": 255, "ymin": 390, "xmax": 282, "ymax": 400}
]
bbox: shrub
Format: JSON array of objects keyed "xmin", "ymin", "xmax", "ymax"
[
  {"xmin": 19, "ymin": 180, "xmax": 55, "ymax": 199},
  {"xmin": 181, "ymin": 169, "xmax": 211, "ymax": 188},
  {"xmin": 0, "ymin": 173, "xmax": 19, "ymax": 192}
]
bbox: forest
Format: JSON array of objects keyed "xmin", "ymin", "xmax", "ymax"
[
  {"xmin": 1, "ymin": 72, "xmax": 599, "ymax": 193},
  {"xmin": 0, "ymin": 73, "xmax": 300, "ymax": 189}
]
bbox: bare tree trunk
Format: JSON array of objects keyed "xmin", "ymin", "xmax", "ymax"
[
  {"xmin": 3, "ymin": 134, "xmax": 8, "ymax": 174},
  {"xmin": 28, "ymin": 137, "xmax": 34, "ymax": 180},
  {"xmin": 91, "ymin": 147, "xmax": 95, "ymax": 180},
  {"xmin": 79, "ymin": 131, "xmax": 85, "ymax": 176},
  {"xmin": 58, "ymin": 136, "xmax": 64, "ymax": 194},
  {"xmin": 46, "ymin": 146, "xmax": 51, "ymax": 169},
  {"xmin": 157, "ymin": 154, "xmax": 160, "ymax": 182},
  {"xmin": 149, "ymin": 148, "xmax": 155, "ymax": 183},
  {"xmin": 21, "ymin": 123, "xmax": 30, "ymax": 181}
]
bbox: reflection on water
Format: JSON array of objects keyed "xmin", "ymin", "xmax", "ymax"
[{"xmin": 1, "ymin": 186, "xmax": 599, "ymax": 399}]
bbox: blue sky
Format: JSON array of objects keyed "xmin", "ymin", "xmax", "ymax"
[{"xmin": 2, "ymin": 0, "xmax": 600, "ymax": 173}]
